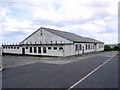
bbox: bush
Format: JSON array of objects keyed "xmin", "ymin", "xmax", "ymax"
[
  {"xmin": 104, "ymin": 45, "xmax": 112, "ymax": 51},
  {"xmin": 104, "ymin": 45, "xmax": 120, "ymax": 51},
  {"xmin": 113, "ymin": 46, "xmax": 120, "ymax": 51}
]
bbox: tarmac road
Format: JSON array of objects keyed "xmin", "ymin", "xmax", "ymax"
[{"xmin": 2, "ymin": 51, "xmax": 118, "ymax": 89}]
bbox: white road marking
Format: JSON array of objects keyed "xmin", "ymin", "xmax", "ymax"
[{"xmin": 67, "ymin": 52, "xmax": 118, "ymax": 90}]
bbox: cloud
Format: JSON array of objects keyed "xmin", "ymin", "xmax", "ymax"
[{"xmin": 0, "ymin": 0, "xmax": 119, "ymax": 44}]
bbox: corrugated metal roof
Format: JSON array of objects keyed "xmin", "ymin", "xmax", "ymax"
[{"xmin": 41, "ymin": 27, "xmax": 104, "ymax": 43}]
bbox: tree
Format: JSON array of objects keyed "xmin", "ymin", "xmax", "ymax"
[
  {"xmin": 113, "ymin": 46, "xmax": 120, "ymax": 51},
  {"xmin": 104, "ymin": 45, "xmax": 111, "ymax": 51}
]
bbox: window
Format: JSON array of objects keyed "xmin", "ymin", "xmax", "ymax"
[
  {"xmin": 79, "ymin": 44, "xmax": 81, "ymax": 50},
  {"xmin": 43, "ymin": 47, "xmax": 46, "ymax": 53},
  {"xmin": 8, "ymin": 47, "xmax": 10, "ymax": 49},
  {"xmin": 48, "ymin": 47, "xmax": 51, "ymax": 50},
  {"xmin": 54, "ymin": 47, "xmax": 57, "ymax": 50},
  {"xmin": 17, "ymin": 47, "xmax": 19, "ymax": 49},
  {"xmin": 101, "ymin": 44, "xmax": 103, "ymax": 48},
  {"xmin": 14, "ymin": 47, "xmax": 16, "ymax": 49},
  {"xmin": 59, "ymin": 47, "xmax": 63, "ymax": 50},
  {"xmin": 38, "ymin": 47, "xmax": 41, "ymax": 53},
  {"xmin": 34, "ymin": 47, "xmax": 37, "ymax": 53},
  {"xmin": 26, "ymin": 47, "xmax": 28, "ymax": 49},
  {"xmin": 91, "ymin": 44, "xmax": 92, "ymax": 49},
  {"xmin": 75, "ymin": 44, "xmax": 78, "ymax": 51},
  {"xmin": 88, "ymin": 44, "xmax": 90, "ymax": 49},
  {"xmin": 41, "ymin": 30, "xmax": 42, "ymax": 35},
  {"xmin": 41, "ymin": 33, "xmax": 42, "ymax": 35},
  {"xmin": 91, "ymin": 44, "xmax": 93, "ymax": 49},
  {"xmin": 30, "ymin": 47, "xmax": 32, "ymax": 53},
  {"xmin": 11, "ymin": 47, "xmax": 13, "ymax": 49},
  {"xmin": 86, "ymin": 44, "xmax": 87, "ymax": 50}
]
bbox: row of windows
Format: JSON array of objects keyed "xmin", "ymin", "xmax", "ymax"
[
  {"xmin": 24, "ymin": 41, "xmax": 64, "ymax": 44},
  {"xmin": 85, "ymin": 44, "xmax": 94, "ymax": 50},
  {"xmin": 75, "ymin": 44, "xmax": 95, "ymax": 51},
  {"xmin": 29, "ymin": 47, "xmax": 63, "ymax": 53},
  {"xmin": 3, "ymin": 47, "xmax": 19, "ymax": 49},
  {"xmin": 3, "ymin": 46, "xmax": 63, "ymax": 50},
  {"xmin": 75, "ymin": 44, "xmax": 82, "ymax": 51},
  {"xmin": 27, "ymin": 47, "xmax": 63, "ymax": 50},
  {"xmin": 75, "ymin": 44, "xmax": 104, "ymax": 51}
]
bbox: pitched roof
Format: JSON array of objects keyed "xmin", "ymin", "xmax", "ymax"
[{"xmin": 41, "ymin": 27, "xmax": 104, "ymax": 43}]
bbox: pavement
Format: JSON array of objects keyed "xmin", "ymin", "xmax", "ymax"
[
  {"xmin": 1, "ymin": 51, "xmax": 117, "ymax": 69},
  {"xmin": 2, "ymin": 51, "xmax": 118, "ymax": 88}
]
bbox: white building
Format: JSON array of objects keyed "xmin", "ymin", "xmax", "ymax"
[
  {"xmin": 2, "ymin": 27, "xmax": 104, "ymax": 57},
  {"xmin": 0, "ymin": 46, "xmax": 2, "ymax": 55}
]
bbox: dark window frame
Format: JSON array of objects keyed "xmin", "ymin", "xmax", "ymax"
[
  {"xmin": 59, "ymin": 47, "xmax": 63, "ymax": 50},
  {"xmin": 88, "ymin": 44, "xmax": 90, "ymax": 49},
  {"xmin": 75, "ymin": 44, "xmax": 78, "ymax": 51},
  {"xmin": 43, "ymin": 47, "xmax": 46, "ymax": 53},
  {"xmin": 30, "ymin": 47, "xmax": 32, "ymax": 53},
  {"xmin": 86, "ymin": 44, "xmax": 87, "ymax": 50},
  {"xmin": 38, "ymin": 47, "xmax": 41, "ymax": 53},
  {"xmin": 48, "ymin": 47, "xmax": 51, "ymax": 50},
  {"xmin": 41, "ymin": 33, "xmax": 42, "ymax": 35},
  {"xmin": 79, "ymin": 44, "xmax": 81, "ymax": 50},
  {"xmin": 54, "ymin": 47, "xmax": 57, "ymax": 50},
  {"xmin": 34, "ymin": 47, "xmax": 37, "ymax": 53}
]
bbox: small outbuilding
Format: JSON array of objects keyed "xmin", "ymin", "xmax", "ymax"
[{"xmin": 2, "ymin": 27, "xmax": 104, "ymax": 56}]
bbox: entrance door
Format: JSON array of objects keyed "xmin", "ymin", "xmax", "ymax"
[
  {"xmin": 22, "ymin": 48, "xmax": 25, "ymax": 55},
  {"xmin": 43, "ymin": 47, "xmax": 46, "ymax": 53},
  {"xmin": 82, "ymin": 46, "xmax": 84, "ymax": 54},
  {"xmin": 94, "ymin": 43, "xmax": 97, "ymax": 53}
]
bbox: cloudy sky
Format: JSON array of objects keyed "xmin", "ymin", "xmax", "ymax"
[{"xmin": 0, "ymin": 0, "xmax": 119, "ymax": 45}]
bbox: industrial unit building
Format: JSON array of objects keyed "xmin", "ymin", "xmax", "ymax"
[{"xmin": 2, "ymin": 27, "xmax": 104, "ymax": 56}]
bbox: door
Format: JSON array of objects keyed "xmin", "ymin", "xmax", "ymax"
[
  {"xmin": 22, "ymin": 48, "xmax": 25, "ymax": 55},
  {"xmin": 43, "ymin": 47, "xmax": 46, "ymax": 53},
  {"xmin": 75, "ymin": 44, "xmax": 79, "ymax": 55},
  {"xmin": 94, "ymin": 43, "xmax": 97, "ymax": 53},
  {"xmin": 82, "ymin": 46, "xmax": 84, "ymax": 54}
]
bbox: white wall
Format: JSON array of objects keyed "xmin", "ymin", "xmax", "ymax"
[
  {"xmin": 73, "ymin": 43, "xmax": 104, "ymax": 55},
  {"xmin": 21, "ymin": 28, "xmax": 73, "ymax": 45},
  {"xmin": 22, "ymin": 45, "xmax": 64, "ymax": 56},
  {"xmin": 3, "ymin": 46, "xmax": 21, "ymax": 54},
  {"xmin": 64, "ymin": 44, "xmax": 75, "ymax": 56},
  {"xmin": 0, "ymin": 46, "xmax": 2, "ymax": 55},
  {"xmin": 2, "ymin": 43, "xmax": 104, "ymax": 56},
  {"xmin": 96, "ymin": 43, "xmax": 104, "ymax": 52}
]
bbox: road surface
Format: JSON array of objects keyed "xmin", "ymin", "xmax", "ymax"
[{"xmin": 2, "ymin": 51, "xmax": 118, "ymax": 89}]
